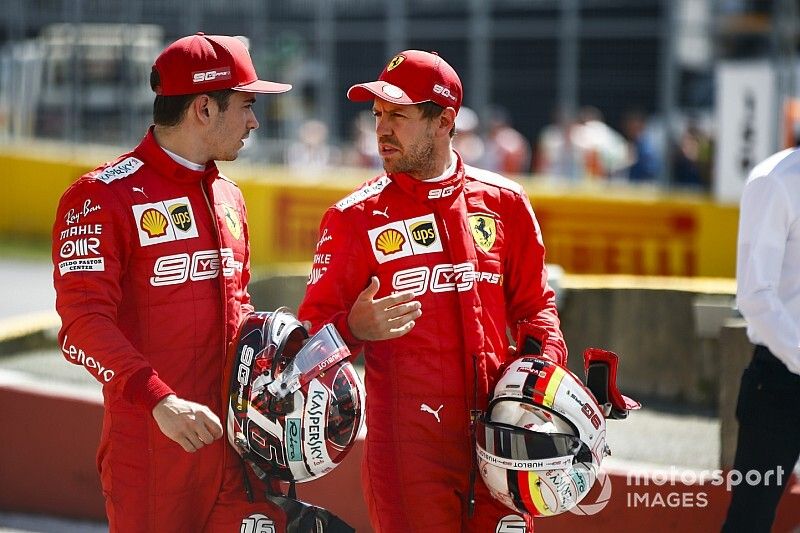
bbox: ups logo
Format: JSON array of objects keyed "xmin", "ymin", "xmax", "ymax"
[
  {"xmin": 169, "ymin": 204, "xmax": 192, "ymax": 231},
  {"xmin": 410, "ymin": 221, "xmax": 436, "ymax": 247}
]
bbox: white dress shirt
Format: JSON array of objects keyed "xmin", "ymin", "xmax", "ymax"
[{"xmin": 737, "ymin": 147, "xmax": 800, "ymax": 376}]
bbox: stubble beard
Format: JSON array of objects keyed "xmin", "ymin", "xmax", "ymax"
[{"xmin": 382, "ymin": 129, "xmax": 437, "ymax": 179}]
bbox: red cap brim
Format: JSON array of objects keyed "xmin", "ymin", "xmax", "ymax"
[
  {"xmin": 234, "ymin": 80, "xmax": 293, "ymax": 94},
  {"xmin": 347, "ymin": 81, "xmax": 419, "ymax": 105}
]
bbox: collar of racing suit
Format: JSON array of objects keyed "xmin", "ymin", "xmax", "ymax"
[{"xmin": 135, "ymin": 126, "xmax": 221, "ymax": 184}]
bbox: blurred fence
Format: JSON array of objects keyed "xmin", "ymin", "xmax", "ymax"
[{"xmin": 0, "ymin": 0, "xmax": 795, "ymax": 187}]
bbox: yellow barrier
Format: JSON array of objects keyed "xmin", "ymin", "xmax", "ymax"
[{"xmin": 0, "ymin": 144, "xmax": 738, "ymax": 277}]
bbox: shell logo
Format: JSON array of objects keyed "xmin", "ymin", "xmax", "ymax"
[
  {"xmin": 140, "ymin": 208, "xmax": 168, "ymax": 238},
  {"xmin": 375, "ymin": 228, "xmax": 405, "ymax": 255}
]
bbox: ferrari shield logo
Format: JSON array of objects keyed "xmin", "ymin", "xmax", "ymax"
[
  {"xmin": 222, "ymin": 204, "xmax": 242, "ymax": 240},
  {"xmin": 386, "ymin": 54, "xmax": 405, "ymax": 71},
  {"xmin": 469, "ymin": 214, "xmax": 496, "ymax": 252}
]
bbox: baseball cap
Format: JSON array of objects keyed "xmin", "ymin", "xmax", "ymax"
[
  {"xmin": 153, "ymin": 32, "xmax": 292, "ymax": 96},
  {"xmin": 347, "ymin": 50, "xmax": 462, "ymax": 113}
]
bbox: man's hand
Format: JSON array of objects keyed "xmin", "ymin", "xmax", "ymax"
[
  {"xmin": 348, "ymin": 276, "xmax": 421, "ymax": 341},
  {"xmin": 152, "ymin": 395, "xmax": 223, "ymax": 453}
]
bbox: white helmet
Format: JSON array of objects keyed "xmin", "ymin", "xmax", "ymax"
[
  {"xmin": 476, "ymin": 356, "xmax": 609, "ymax": 516},
  {"xmin": 227, "ymin": 309, "xmax": 366, "ymax": 483}
]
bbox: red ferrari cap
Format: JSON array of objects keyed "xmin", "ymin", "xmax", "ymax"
[
  {"xmin": 347, "ymin": 50, "xmax": 462, "ymax": 112},
  {"xmin": 153, "ymin": 33, "xmax": 292, "ymax": 96}
]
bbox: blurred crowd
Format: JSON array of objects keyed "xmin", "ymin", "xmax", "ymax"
[{"xmin": 284, "ymin": 104, "xmax": 714, "ymax": 192}]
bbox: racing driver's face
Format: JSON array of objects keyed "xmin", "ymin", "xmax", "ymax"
[
  {"xmin": 208, "ymin": 91, "xmax": 259, "ymax": 162},
  {"xmin": 372, "ymin": 98, "xmax": 438, "ymax": 180}
]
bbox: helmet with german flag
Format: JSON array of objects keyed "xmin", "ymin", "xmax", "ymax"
[{"xmin": 476, "ymin": 356, "xmax": 609, "ymax": 516}]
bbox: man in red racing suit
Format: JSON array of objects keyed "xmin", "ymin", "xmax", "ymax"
[
  {"xmin": 52, "ymin": 33, "xmax": 293, "ymax": 532},
  {"xmin": 298, "ymin": 50, "xmax": 566, "ymax": 532}
]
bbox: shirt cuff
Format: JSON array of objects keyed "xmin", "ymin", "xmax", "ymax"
[{"xmin": 123, "ymin": 367, "xmax": 175, "ymax": 411}]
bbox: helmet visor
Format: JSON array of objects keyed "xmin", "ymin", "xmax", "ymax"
[
  {"xmin": 267, "ymin": 324, "xmax": 351, "ymax": 399},
  {"xmin": 476, "ymin": 418, "xmax": 590, "ymax": 471}
]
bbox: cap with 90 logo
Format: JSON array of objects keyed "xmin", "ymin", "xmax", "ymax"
[
  {"xmin": 347, "ymin": 50, "xmax": 462, "ymax": 113},
  {"xmin": 152, "ymin": 32, "xmax": 292, "ymax": 96}
]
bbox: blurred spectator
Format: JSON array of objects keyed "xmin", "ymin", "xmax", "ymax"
[
  {"xmin": 622, "ymin": 109, "xmax": 661, "ymax": 182},
  {"xmin": 482, "ymin": 105, "xmax": 531, "ymax": 175},
  {"xmin": 574, "ymin": 106, "xmax": 630, "ymax": 179},
  {"xmin": 535, "ymin": 107, "xmax": 583, "ymax": 180},
  {"xmin": 671, "ymin": 118, "xmax": 713, "ymax": 190},
  {"xmin": 286, "ymin": 118, "xmax": 340, "ymax": 177},
  {"xmin": 453, "ymin": 106, "xmax": 485, "ymax": 166},
  {"xmin": 343, "ymin": 110, "xmax": 382, "ymax": 168}
]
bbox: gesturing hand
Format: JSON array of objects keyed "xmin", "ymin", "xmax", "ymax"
[
  {"xmin": 152, "ymin": 395, "xmax": 224, "ymax": 453},
  {"xmin": 347, "ymin": 276, "xmax": 422, "ymax": 341}
]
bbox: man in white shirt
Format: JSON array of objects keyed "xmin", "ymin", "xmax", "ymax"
[{"xmin": 724, "ymin": 147, "xmax": 800, "ymax": 532}]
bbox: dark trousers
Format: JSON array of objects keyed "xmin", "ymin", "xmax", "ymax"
[{"xmin": 722, "ymin": 345, "xmax": 800, "ymax": 533}]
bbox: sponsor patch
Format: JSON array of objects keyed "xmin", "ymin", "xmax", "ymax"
[
  {"xmin": 304, "ymin": 380, "xmax": 334, "ymax": 475},
  {"xmin": 61, "ymin": 335, "xmax": 115, "ymax": 382},
  {"xmin": 240, "ymin": 514, "xmax": 275, "ymax": 533},
  {"xmin": 335, "ymin": 176, "xmax": 391, "ymax": 211},
  {"xmin": 95, "ymin": 157, "xmax": 144, "ymax": 184},
  {"xmin": 59, "ymin": 237, "xmax": 101, "ymax": 259},
  {"xmin": 131, "ymin": 197, "xmax": 199, "ymax": 247},
  {"xmin": 307, "ymin": 251, "xmax": 332, "ymax": 286},
  {"xmin": 221, "ymin": 204, "xmax": 242, "ymax": 240},
  {"xmin": 192, "ymin": 68, "xmax": 232, "ymax": 84},
  {"xmin": 469, "ymin": 214, "xmax": 497, "ymax": 252},
  {"xmin": 65, "ymin": 199, "xmax": 102, "ymax": 226},
  {"xmin": 392, "ymin": 262, "xmax": 502, "ymax": 296},
  {"xmin": 368, "ymin": 214, "xmax": 443, "ymax": 264},
  {"xmin": 315, "ymin": 228, "xmax": 333, "ymax": 250},
  {"xmin": 59, "ymin": 224, "xmax": 102, "ymax": 241},
  {"xmin": 168, "ymin": 203, "xmax": 193, "ymax": 232},
  {"xmin": 58, "ymin": 257, "xmax": 105, "ymax": 275},
  {"xmin": 149, "ymin": 248, "xmax": 242, "ymax": 287},
  {"xmin": 286, "ymin": 418, "xmax": 302, "ymax": 461},
  {"xmin": 375, "ymin": 228, "xmax": 405, "ymax": 255},
  {"xmin": 409, "ymin": 221, "xmax": 436, "ymax": 247},
  {"xmin": 140, "ymin": 208, "xmax": 168, "ymax": 237},
  {"xmin": 381, "ymin": 84, "xmax": 404, "ymax": 99}
]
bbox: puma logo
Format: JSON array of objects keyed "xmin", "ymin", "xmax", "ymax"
[
  {"xmin": 420, "ymin": 403, "xmax": 443, "ymax": 423},
  {"xmin": 132, "ymin": 186, "xmax": 147, "ymax": 198},
  {"xmin": 372, "ymin": 207, "xmax": 389, "ymax": 218}
]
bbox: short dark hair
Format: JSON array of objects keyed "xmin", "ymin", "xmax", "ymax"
[
  {"xmin": 150, "ymin": 68, "xmax": 235, "ymax": 126},
  {"xmin": 418, "ymin": 101, "xmax": 455, "ymax": 138}
]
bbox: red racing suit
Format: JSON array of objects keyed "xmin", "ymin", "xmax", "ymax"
[
  {"xmin": 298, "ymin": 153, "xmax": 566, "ymax": 532},
  {"xmin": 52, "ymin": 129, "xmax": 288, "ymax": 533}
]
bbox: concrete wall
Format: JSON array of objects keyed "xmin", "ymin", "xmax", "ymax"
[{"xmin": 558, "ymin": 277, "xmax": 737, "ymax": 408}]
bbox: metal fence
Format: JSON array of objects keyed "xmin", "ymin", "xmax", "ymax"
[{"xmin": 0, "ymin": 0, "xmax": 796, "ymax": 187}]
